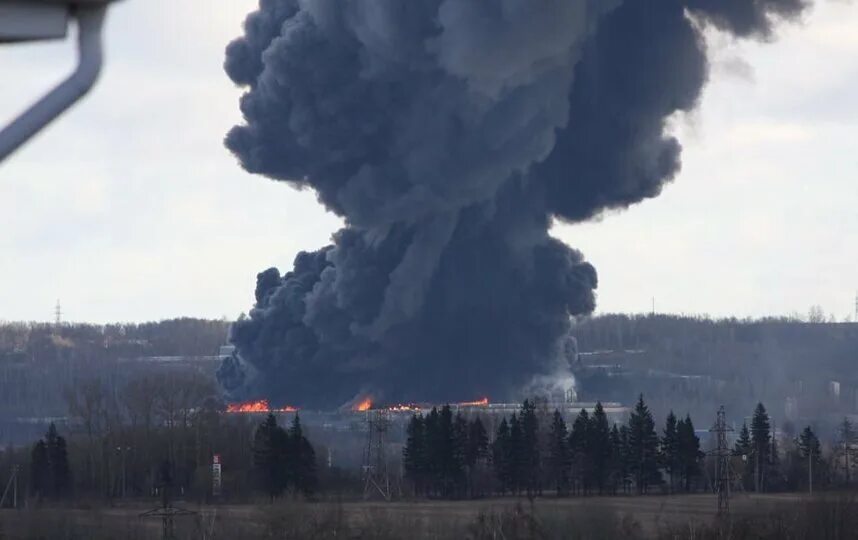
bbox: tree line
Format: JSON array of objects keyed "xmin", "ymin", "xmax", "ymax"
[
  {"xmin": 29, "ymin": 423, "xmax": 71, "ymax": 500},
  {"xmin": 13, "ymin": 410, "xmax": 326, "ymax": 506},
  {"xmin": 403, "ymin": 404, "xmax": 490, "ymax": 498},
  {"xmin": 403, "ymin": 396, "xmax": 704, "ymax": 499},
  {"xmin": 251, "ymin": 414, "xmax": 317, "ymax": 500},
  {"xmin": 6, "ymin": 371, "xmax": 858, "ymax": 507},
  {"xmin": 729, "ymin": 402, "xmax": 857, "ymax": 493},
  {"xmin": 572, "ymin": 313, "xmax": 858, "ymax": 428},
  {"xmin": 0, "ymin": 372, "xmax": 351, "ymax": 506},
  {"xmin": 401, "ymin": 397, "xmax": 858, "ymax": 500},
  {"xmin": 0, "ymin": 318, "xmax": 229, "ymax": 363}
]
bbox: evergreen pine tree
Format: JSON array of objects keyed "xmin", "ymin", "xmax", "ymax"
[
  {"xmin": 508, "ymin": 413, "xmax": 525, "ymax": 494},
  {"xmin": 452, "ymin": 413, "xmax": 469, "ymax": 497},
  {"xmin": 465, "ymin": 418, "xmax": 489, "ymax": 468},
  {"xmin": 590, "ymin": 402, "xmax": 612, "ymax": 494},
  {"xmin": 733, "ymin": 422, "xmax": 752, "ymax": 456},
  {"xmin": 51, "ymin": 434, "xmax": 71, "ymax": 497},
  {"xmin": 608, "ymin": 424, "xmax": 622, "ymax": 494},
  {"xmin": 751, "ymin": 403, "xmax": 772, "ymax": 492},
  {"xmin": 733, "ymin": 422, "xmax": 754, "ymax": 491},
  {"xmin": 434, "ymin": 405, "xmax": 462, "ymax": 498},
  {"xmin": 288, "ymin": 415, "xmax": 316, "ymax": 496},
  {"xmin": 677, "ymin": 415, "xmax": 702, "ymax": 492},
  {"xmin": 30, "ymin": 440, "xmax": 49, "ymax": 499},
  {"xmin": 465, "ymin": 417, "xmax": 489, "ymax": 497},
  {"xmin": 43, "ymin": 423, "xmax": 71, "ymax": 498},
  {"xmin": 404, "ymin": 414, "xmax": 427, "ymax": 495},
  {"xmin": 661, "ymin": 411, "xmax": 680, "ymax": 493},
  {"xmin": 798, "ymin": 426, "xmax": 821, "ymax": 463},
  {"xmin": 45, "ymin": 424, "xmax": 59, "ymax": 498},
  {"xmin": 546, "ymin": 410, "xmax": 570, "ymax": 496},
  {"xmin": 520, "ymin": 400, "xmax": 540, "ymax": 496},
  {"xmin": 424, "ymin": 407, "xmax": 441, "ymax": 496},
  {"xmin": 796, "ymin": 425, "xmax": 822, "ymax": 490},
  {"xmin": 627, "ymin": 394, "xmax": 660, "ymax": 494},
  {"xmin": 492, "ymin": 418, "xmax": 512, "ymax": 494},
  {"xmin": 769, "ymin": 428, "xmax": 783, "ymax": 491},
  {"xmin": 618, "ymin": 425, "xmax": 632, "ymax": 494},
  {"xmin": 252, "ymin": 414, "xmax": 285, "ymax": 500},
  {"xmin": 569, "ymin": 409, "xmax": 591, "ymax": 494}
]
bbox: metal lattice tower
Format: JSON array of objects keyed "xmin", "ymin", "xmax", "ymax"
[
  {"xmin": 139, "ymin": 461, "xmax": 196, "ymax": 540},
  {"xmin": 0, "ymin": 465, "xmax": 19, "ymax": 509},
  {"xmin": 54, "ymin": 299, "xmax": 62, "ymax": 327},
  {"xmin": 709, "ymin": 406, "xmax": 733, "ymax": 515},
  {"xmin": 362, "ymin": 409, "xmax": 391, "ymax": 500}
]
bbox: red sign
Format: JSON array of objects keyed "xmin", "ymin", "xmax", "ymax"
[{"xmin": 213, "ymin": 454, "xmax": 220, "ymax": 465}]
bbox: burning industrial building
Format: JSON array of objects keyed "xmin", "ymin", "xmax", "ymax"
[{"xmin": 217, "ymin": 0, "xmax": 808, "ymax": 410}]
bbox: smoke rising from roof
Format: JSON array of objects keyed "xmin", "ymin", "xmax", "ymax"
[{"xmin": 218, "ymin": 0, "xmax": 807, "ymax": 408}]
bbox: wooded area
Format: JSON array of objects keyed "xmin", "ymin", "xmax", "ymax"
[
  {"xmin": 401, "ymin": 397, "xmax": 857, "ymax": 501},
  {"xmin": 1, "ymin": 314, "xmax": 857, "ymax": 506}
]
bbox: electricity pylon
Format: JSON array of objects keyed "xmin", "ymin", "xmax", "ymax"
[
  {"xmin": 362, "ymin": 409, "xmax": 391, "ymax": 500},
  {"xmin": 709, "ymin": 406, "xmax": 733, "ymax": 515}
]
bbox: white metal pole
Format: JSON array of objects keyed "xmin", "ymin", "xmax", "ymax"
[{"xmin": 0, "ymin": 5, "xmax": 106, "ymax": 163}]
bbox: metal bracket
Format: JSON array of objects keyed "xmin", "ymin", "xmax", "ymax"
[{"xmin": 0, "ymin": 4, "xmax": 107, "ymax": 163}]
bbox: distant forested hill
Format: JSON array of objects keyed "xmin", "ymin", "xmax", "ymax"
[
  {"xmin": 0, "ymin": 317, "xmax": 231, "ymax": 363},
  {"xmin": 1, "ymin": 314, "xmax": 856, "ymax": 436},
  {"xmin": 0, "ymin": 318, "xmax": 231, "ymax": 426},
  {"xmin": 574, "ymin": 314, "xmax": 858, "ymax": 381},
  {"xmin": 573, "ymin": 315, "xmax": 858, "ymax": 431}
]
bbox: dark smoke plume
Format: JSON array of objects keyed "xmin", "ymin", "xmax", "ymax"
[{"xmin": 219, "ymin": 0, "xmax": 807, "ymax": 409}]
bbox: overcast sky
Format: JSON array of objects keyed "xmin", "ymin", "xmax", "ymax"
[{"xmin": 1, "ymin": 1, "xmax": 856, "ymax": 324}]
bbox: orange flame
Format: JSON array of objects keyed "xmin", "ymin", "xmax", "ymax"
[
  {"xmin": 353, "ymin": 397, "xmax": 373, "ymax": 411},
  {"xmin": 456, "ymin": 397, "xmax": 489, "ymax": 407},
  {"xmin": 226, "ymin": 399, "xmax": 299, "ymax": 413}
]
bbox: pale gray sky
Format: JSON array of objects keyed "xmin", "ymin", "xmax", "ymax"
[{"xmin": 1, "ymin": 1, "xmax": 856, "ymax": 323}]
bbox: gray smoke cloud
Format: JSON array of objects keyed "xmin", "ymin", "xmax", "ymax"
[{"xmin": 219, "ymin": 0, "xmax": 808, "ymax": 409}]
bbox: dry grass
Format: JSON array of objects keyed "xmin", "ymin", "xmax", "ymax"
[{"xmin": 1, "ymin": 492, "xmax": 856, "ymax": 539}]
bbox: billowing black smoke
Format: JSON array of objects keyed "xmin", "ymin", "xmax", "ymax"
[{"xmin": 219, "ymin": 0, "xmax": 807, "ymax": 408}]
